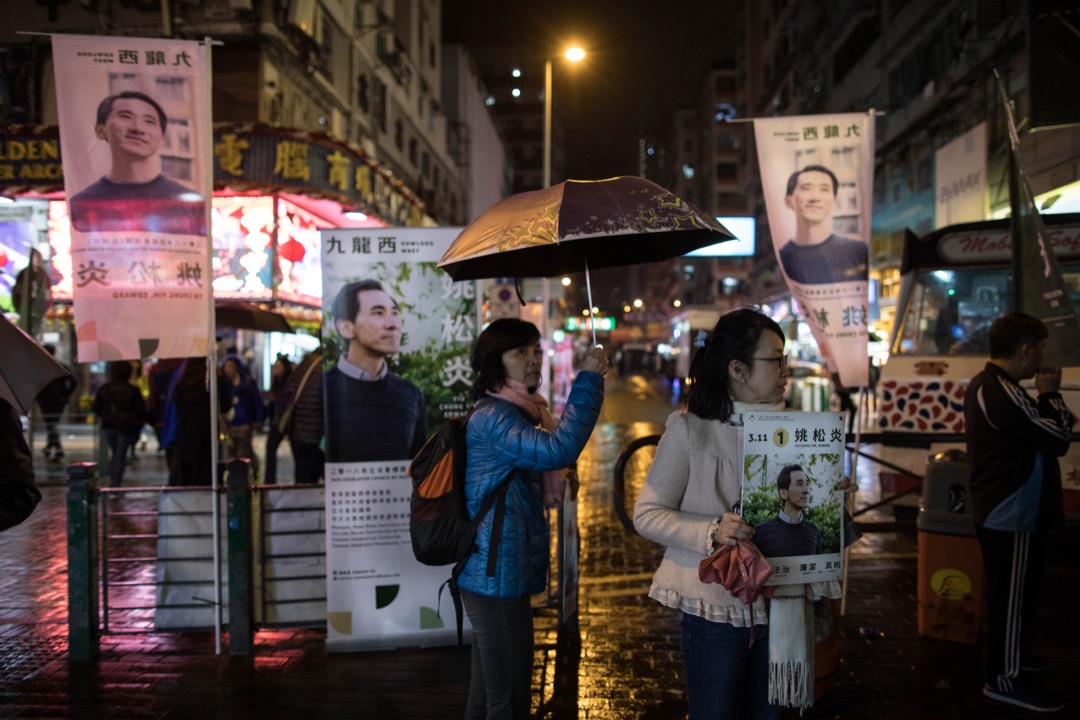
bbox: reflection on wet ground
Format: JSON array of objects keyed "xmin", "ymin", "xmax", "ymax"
[{"xmin": 1, "ymin": 376, "xmax": 1077, "ymax": 718}]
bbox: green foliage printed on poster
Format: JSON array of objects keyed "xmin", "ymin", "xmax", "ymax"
[
  {"xmin": 321, "ymin": 260, "xmax": 476, "ymax": 435},
  {"xmin": 742, "ymin": 451, "xmax": 844, "ymax": 553}
]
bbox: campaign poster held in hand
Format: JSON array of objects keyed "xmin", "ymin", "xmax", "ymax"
[
  {"xmin": 753, "ymin": 113, "xmax": 874, "ymax": 388},
  {"xmin": 321, "ymin": 226, "xmax": 477, "ymax": 651},
  {"xmin": 741, "ymin": 412, "xmax": 846, "ymax": 586},
  {"xmin": 52, "ymin": 34, "xmax": 211, "ymax": 362}
]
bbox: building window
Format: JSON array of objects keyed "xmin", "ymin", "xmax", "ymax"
[
  {"xmin": 715, "ymin": 162, "xmax": 738, "ymax": 181},
  {"xmin": 374, "ymin": 79, "xmax": 388, "ymax": 132},
  {"xmin": 408, "ymin": 138, "xmax": 418, "ymax": 166},
  {"xmin": 357, "ymin": 73, "xmax": 369, "ymax": 113},
  {"xmin": 394, "ymin": 120, "xmax": 404, "ymax": 150},
  {"xmin": 421, "ymin": 152, "xmax": 430, "ymax": 177}
]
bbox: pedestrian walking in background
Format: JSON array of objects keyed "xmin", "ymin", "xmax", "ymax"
[
  {"xmin": 459, "ymin": 319, "xmax": 607, "ymax": 719},
  {"xmin": 262, "ymin": 353, "xmax": 293, "ymax": 485},
  {"xmin": 963, "ymin": 313, "xmax": 1071, "ymax": 714},
  {"xmin": 282, "ymin": 348, "xmax": 324, "ymax": 484},
  {"xmin": 12, "ymin": 248, "xmax": 50, "ymax": 336},
  {"xmin": 128, "ymin": 359, "xmax": 150, "ymax": 459},
  {"xmin": 35, "ymin": 344, "xmax": 76, "ymax": 462},
  {"xmin": 91, "ymin": 361, "xmax": 146, "ymax": 487},
  {"xmin": 219, "ymin": 354, "xmax": 264, "ymax": 480},
  {"xmin": 1, "ymin": 397, "xmax": 41, "ymax": 532},
  {"xmin": 170, "ymin": 358, "xmax": 222, "ymax": 486},
  {"xmin": 634, "ymin": 308, "xmax": 849, "ymax": 718}
]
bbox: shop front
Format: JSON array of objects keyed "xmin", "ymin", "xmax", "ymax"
[{"xmin": 0, "ymin": 123, "xmax": 431, "ymax": 389}]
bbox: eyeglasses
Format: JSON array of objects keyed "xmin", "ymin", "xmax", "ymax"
[{"xmin": 751, "ymin": 354, "xmax": 789, "ymax": 372}]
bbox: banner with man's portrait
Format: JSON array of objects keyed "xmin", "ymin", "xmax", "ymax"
[
  {"xmin": 320, "ymin": 226, "xmax": 478, "ymax": 651},
  {"xmin": 753, "ymin": 113, "xmax": 875, "ymax": 388},
  {"xmin": 52, "ymin": 34, "xmax": 211, "ymax": 361}
]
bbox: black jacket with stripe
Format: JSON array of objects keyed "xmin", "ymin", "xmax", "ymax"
[{"xmin": 963, "ymin": 363, "xmax": 1073, "ymax": 529}]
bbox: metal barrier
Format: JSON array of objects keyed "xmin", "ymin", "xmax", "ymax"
[
  {"xmin": 65, "ymin": 461, "xmax": 329, "ymax": 660},
  {"xmin": 611, "ymin": 434, "xmax": 660, "ymax": 534}
]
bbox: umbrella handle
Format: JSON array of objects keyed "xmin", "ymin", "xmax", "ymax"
[{"xmin": 584, "ymin": 260, "xmax": 598, "ymax": 347}]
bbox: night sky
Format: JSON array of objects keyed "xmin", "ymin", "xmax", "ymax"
[{"xmin": 443, "ymin": 0, "xmax": 738, "ymax": 180}]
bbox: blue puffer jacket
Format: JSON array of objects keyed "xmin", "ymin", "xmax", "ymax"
[{"xmin": 458, "ymin": 371, "xmax": 604, "ymax": 598}]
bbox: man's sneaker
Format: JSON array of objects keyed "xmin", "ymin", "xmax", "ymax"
[
  {"xmin": 1022, "ymin": 654, "xmax": 1049, "ymax": 673},
  {"xmin": 983, "ymin": 683, "xmax": 1063, "ymax": 713}
]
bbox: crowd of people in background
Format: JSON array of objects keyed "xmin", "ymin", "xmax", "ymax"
[{"xmin": 25, "ymin": 344, "xmax": 327, "ymax": 488}]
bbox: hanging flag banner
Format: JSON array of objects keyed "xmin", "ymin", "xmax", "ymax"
[
  {"xmin": 320, "ymin": 227, "xmax": 477, "ymax": 651},
  {"xmin": 52, "ymin": 34, "xmax": 211, "ymax": 361},
  {"xmin": 741, "ymin": 412, "xmax": 846, "ymax": 586},
  {"xmin": 997, "ymin": 75, "xmax": 1080, "ymax": 367},
  {"xmin": 753, "ymin": 113, "xmax": 874, "ymax": 387}
]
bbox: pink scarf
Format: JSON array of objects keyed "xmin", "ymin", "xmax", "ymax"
[{"xmin": 487, "ymin": 378, "xmax": 573, "ymax": 508}]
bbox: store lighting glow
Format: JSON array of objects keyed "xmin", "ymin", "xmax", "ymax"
[{"xmin": 345, "ymin": 210, "xmax": 368, "ymax": 221}]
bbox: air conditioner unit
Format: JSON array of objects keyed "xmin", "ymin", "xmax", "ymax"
[{"xmin": 287, "ymin": 0, "xmax": 317, "ymax": 38}]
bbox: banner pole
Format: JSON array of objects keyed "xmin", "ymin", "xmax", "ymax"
[{"xmin": 199, "ymin": 37, "xmax": 223, "ymax": 656}]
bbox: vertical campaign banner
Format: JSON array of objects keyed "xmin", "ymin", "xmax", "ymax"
[
  {"xmin": 321, "ymin": 227, "xmax": 476, "ymax": 651},
  {"xmin": 52, "ymin": 35, "xmax": 211, "ymax": 361},
  {"xmin": 754, "ymin": 113, "xmax": 874, "ymax": 387},
  {"xmin": 741, "ymin": 412, "xmax": 845, "ymax": 586}
]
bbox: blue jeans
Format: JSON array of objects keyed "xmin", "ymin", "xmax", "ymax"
[
  {"xmin": 461, "ymin": 589, "xmax": 534, "ymax": 719},
  {"xmin": 681, "ymin": 613, "xmax": 781, "ymax": 720},
  {"xmin": 103, "ymin": 428, "xmax": 135, "ymax": 487}
]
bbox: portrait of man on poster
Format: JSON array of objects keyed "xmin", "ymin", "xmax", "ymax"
[
  {"xmin": 68, "ymin": 90, "xmax": 205, "ymax": 235},
  {"xmin": 324, "ymin": 279, "xmax": 427, "ymax": 463},
  {"xmin": 753, "ymin": 464, "xmax": 823, "ymax": 559},
  {"xmin": 777, "ymin": 165, "xmax": 867, "ymax": 285}
]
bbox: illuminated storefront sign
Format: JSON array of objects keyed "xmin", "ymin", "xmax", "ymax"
[{"xmin": 0, "ymin": 125, "xmax": 426, "ymax": 227}]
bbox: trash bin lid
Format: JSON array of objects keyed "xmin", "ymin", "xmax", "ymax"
[{"xmin": 930, "ymin": 448, "xmax": 967, "ymax": 463}]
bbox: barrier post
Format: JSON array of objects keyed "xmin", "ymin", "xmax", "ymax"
[
  {"xmin": 226, "ymin": 459, "xmax": 253, "ymax": 655},
  {"xmin": 66, "ymin": 462, "xmax": 99, "ymax": 662}
]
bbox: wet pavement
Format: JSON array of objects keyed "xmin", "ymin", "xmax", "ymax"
[{"xmin": 2, "ymin": 375, "xmax": 1078, "ymax": 718}]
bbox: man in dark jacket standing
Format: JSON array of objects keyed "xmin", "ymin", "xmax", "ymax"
[{"xmin": 963, "ymin": 313, "xmax": 1072, "ymax": 713}]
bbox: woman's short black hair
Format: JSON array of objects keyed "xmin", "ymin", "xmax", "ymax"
[
  {"xmin": 471, "ymin": 318, "xmax": 541, "ymax": 398},
  {"xmin": 685, "ymin": 307, "xmax": 785, "ymax": 421}
]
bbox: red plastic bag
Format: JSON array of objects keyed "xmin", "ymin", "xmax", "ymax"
[{"xmin": 698, "ymin": 539, "xmax": 774, "ymax": 605}]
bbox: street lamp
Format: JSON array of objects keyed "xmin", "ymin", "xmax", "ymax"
[{"xmin": 543, "ymin": 46, "xmax": 586, "ymax": 189}]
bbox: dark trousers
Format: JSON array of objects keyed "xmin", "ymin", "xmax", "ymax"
[
  {"xmin": 681, "ymin": 613, "xmax": 781, "ymax": 720},
  {"xmin": 40, "ymin": 403, "xmax": 64, "ymax": 455},
  {"xmin": 263, "ymin": 424, "xmax": 285, "ymax": 485},
  {"xmin": 102, "ymin": 428, "xmax": 135, "ymax": 487},
  {"xmin": 460, "ymin": 589, "xmax": 534, "ymax": 720},
  {"xmin": 290, "ymin": 439, "xmax": 324, "ymax": 484},
  {"xmin": 976, "ymin": 524, "xmax": 1046, "ymax": 691}
]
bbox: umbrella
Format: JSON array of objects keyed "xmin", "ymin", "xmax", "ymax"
[
  {"xmin": 0, "ymin": 314, "xmax": 73, "ymax": 415},
  {"xmin": 438, "ymin": 177, "xmax": 734, "ymax": 342},
  {"xmin": 214, "ymin": 302, "xmax": 293, "ymax": 333}
]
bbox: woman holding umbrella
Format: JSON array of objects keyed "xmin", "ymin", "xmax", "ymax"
[
  {"xmin": 633, "ymin": 308, "xmax": 853, "ymax": 718},
  {"xmin": 459, "ymin": 319, "xmax": 607, "ymax": 719}
]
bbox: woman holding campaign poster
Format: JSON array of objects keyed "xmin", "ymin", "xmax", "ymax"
[{"xmin": 634, "ymin": 308, "xmax": 859, "ymax": 718}]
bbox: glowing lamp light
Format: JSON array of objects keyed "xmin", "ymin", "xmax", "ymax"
[
  {"xmin": 279, "ymin": 238, "xmax": 306, "ymax": 263},
  {"xmin": 565, "ymin": 46, "xmax": 586, "ymax": 62}
]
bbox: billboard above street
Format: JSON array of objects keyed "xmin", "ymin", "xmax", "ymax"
[{"xmin": 686, "ymin": 216, "xmax": 756, "ymax": 257}]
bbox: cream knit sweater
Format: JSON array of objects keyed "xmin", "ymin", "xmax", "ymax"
[{"xmin": 633, "ymin": 408, "xmax": 769, "ymax": 627}]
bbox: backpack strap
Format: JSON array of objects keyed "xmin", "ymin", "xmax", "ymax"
[{"xmin": 447, "ymin": 469, "xmax": 512, "ymax": 646}]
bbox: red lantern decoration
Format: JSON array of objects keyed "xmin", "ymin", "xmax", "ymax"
[
  {"xmin": 279, "ymin": 238, "xmax": 306, "ymax": 263},
  {"xmin": 0, "ymin": 249, "xmax": 8, "ymax": 268}
]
